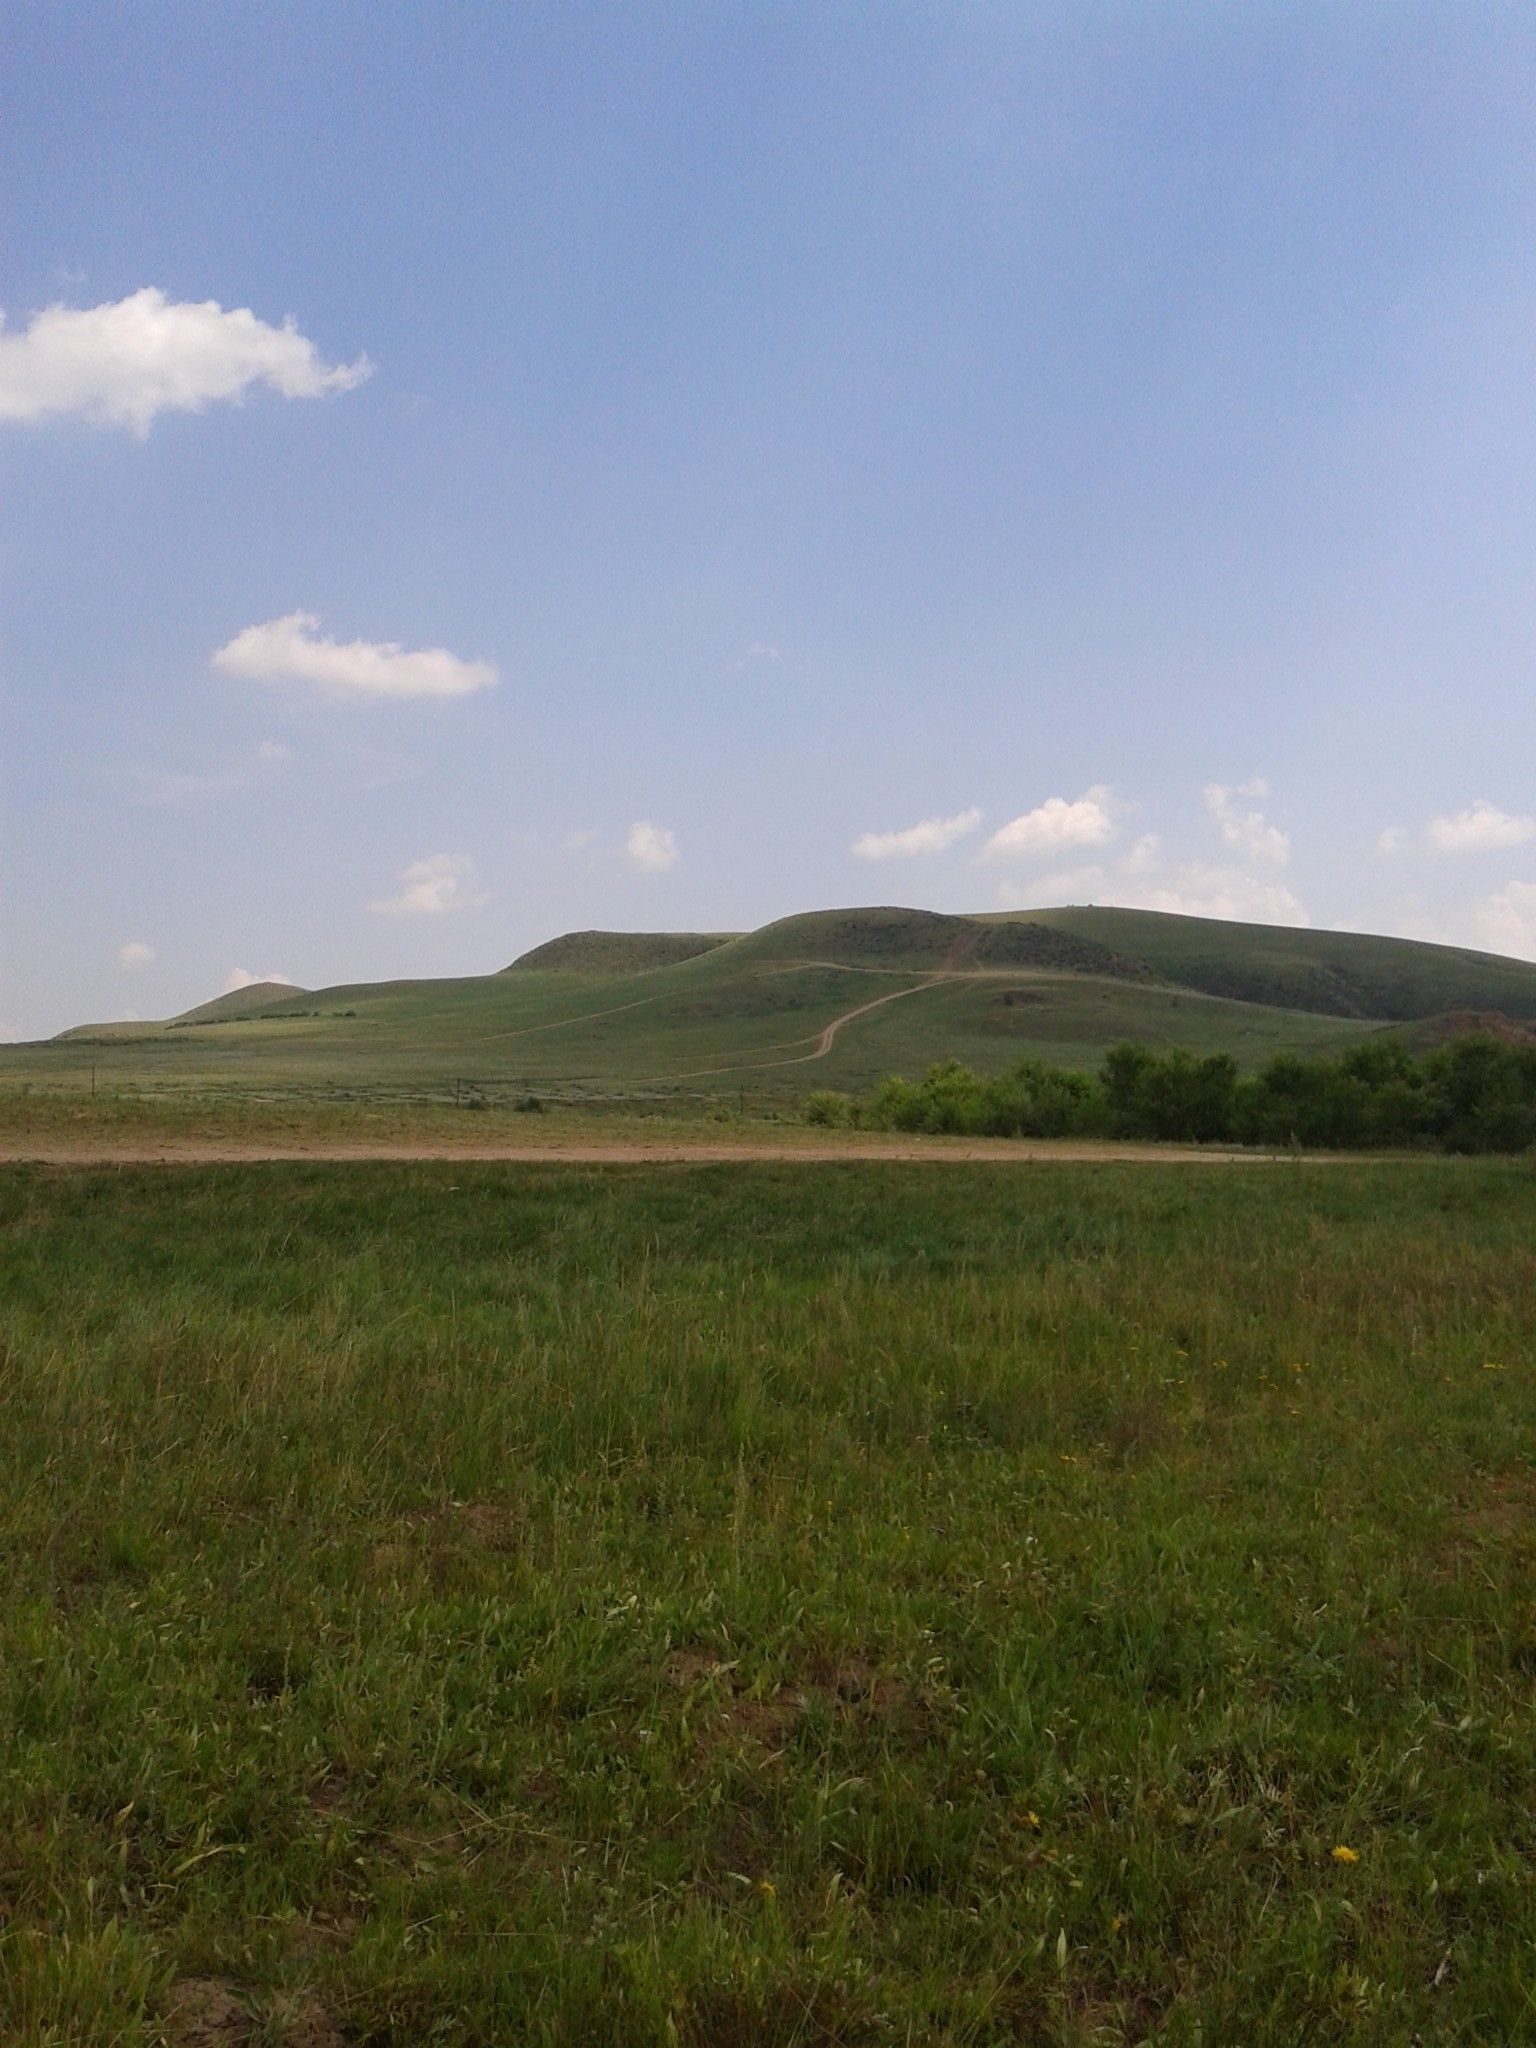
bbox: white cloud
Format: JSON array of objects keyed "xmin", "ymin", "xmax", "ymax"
[
  {"xmin": 852, "ymin": 807, "xmax": 982, "ymax": 860},
  {"xmin": 997, "ymin": 864, "xmax": 1110, "ymax": 906},
  {"xmin": 626, "ymin": 820, "xmax": 680, "ymax": 873},
  {"xmin": 981, "ymin": 786, "xmax": 1117, "ymax": 862},
  {"xmin": 1204, "ymin": 780, "xmax": 1290, "ymax": 866},
  {"xmin": 0, "ymin": 287, "xmax": 370, "ymax": 434},
  {"xmin": 1376, "ymin": 826, "xmax": 1406, "ymax": 856},
  {"xmin": 1133, "ymin": 864, "xmax": 1307, "ymax": 924},
  {"xmin": 370, "ymin": 853, "xmax": 486, "ymax": 917},
  {"xmin": 256, "ymin": 739, "xmax": 291, "ymax": 763},
  {"xmin": 996, "ymin": 838, "xmax": 1307, "ymax": 928},
  {"xmin": 214, "ymin": 612, "xmax": 496, "ymax": 702},
  {"xmin": 118, "ymin": 940, "xmax": 154, "ymax": 970},
  {"xmin": 1426, "ymin": 801, "xmax": 1536, "ymax": 855},
  {"xmin": 1475, "ymin": 881, "xmax": 1536, "ymax": 960},
  {"xmin": 732, "ymin": 641, "xmax": 782, "ymax": 674},
  {"xmin": 223, "ymin": 968, "xmax": 297, "ymax": 994}
]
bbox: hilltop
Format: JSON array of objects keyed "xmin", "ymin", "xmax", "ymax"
[
  {"xmin": 504, "ymin": 931, "xmax": 735, "ymax": 974},
  {"xmin": 170, "ymin": 980, "xmax": 315, "ymax": 1026},
  {"xmin": 12, "ymin": 903, "xmax": 1536, "ymax": 1106}
]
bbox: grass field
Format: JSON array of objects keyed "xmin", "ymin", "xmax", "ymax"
[
  {"xmin": 14, "ymin": 903, "xmax": 1536, "ymax": 1114},
  {"xmin": 0, "ymin": 1091, "xmax": 1274, "ymax": 1167},
  {"xmin": 4, "ymin": 1158, "xmax": 1535, "ymax": 2043},
  {"xmin": 3, "ymin": 969, "xmax": 1371, "ymax": 1113}
]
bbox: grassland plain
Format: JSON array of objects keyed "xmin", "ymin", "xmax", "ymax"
[
  {"xmin": 11, "ymin": 906, "xmax": 1536, "ymax": 1110},
  {"xmin": 11, "ymin": 965, "xmax": 1367, "ymax": 1109},
  {"xmin": 3, "ymin": 1160, "xmax": 1536, "ymax": 2044},
  {"xmin": 0, "ymin": 1092, "xmax": 1303, "ymax": 1166}
]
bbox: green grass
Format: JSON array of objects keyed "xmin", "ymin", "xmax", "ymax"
[
  {"xmin": 7, "ymin": 968, "xmax": 1368, "ymax": 1110},
  {"xmin": 506, "ymin": 930, "xmax": 739, "ymax": 974},
  {"xmin": 3, "ymin": 1160, "xmax": 1535, "ymax": 2042},
  {"xmin": 1018, "ymin": 906, "xmax": 1536, "ymax": 1022},
  {"xmin": 10, "ymin": 904, "xmax": 1534, "ymax": 1114}
]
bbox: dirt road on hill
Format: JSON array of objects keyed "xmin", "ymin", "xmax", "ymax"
[
  {"xmin": 636, "ymin": 975, "xmax": 950, "ymax": 1084},
  {"xmin": 787, "ymin": 978, "xmax": 944, "ymax": 1062}
]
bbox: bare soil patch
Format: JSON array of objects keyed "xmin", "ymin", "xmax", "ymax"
[
  {"xmin": 663, "ymin": 1645, "xmax": 921, "ymax": 1754},
  {"xmin": 1458, "ymin": 1466, "xmax": 1536, "ymax": 1544},
  {"xmin": 164, "ymin": 1979, "xmax": 249, "ymax": 2045}
]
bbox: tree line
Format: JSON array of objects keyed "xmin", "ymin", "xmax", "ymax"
[{"xmin": 803, "ymin": 1034, "xmax": 1536, "ymax": 1152}]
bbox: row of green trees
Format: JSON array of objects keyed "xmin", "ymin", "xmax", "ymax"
[{"xmin": 804, "ymin": 1035, "xmax": 1536, "ymax": 1151}]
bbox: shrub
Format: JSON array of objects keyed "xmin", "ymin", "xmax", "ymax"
[
  {"xmin": 813, "ymin": 1032, "xmax": 1536, "ymax": 1153},
  {"xmin": 804, "ymin": 1089, "xmax": 856, "ymax": 1127}
]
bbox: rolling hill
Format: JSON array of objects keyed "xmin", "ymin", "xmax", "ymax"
[
  {"xmin": 170, "ymin": 979, "xmax": 316, "ymax": 1026},
  {"xmin": 11, "ymin": 904, "xmax": 1536, "ymax": 1107},
  {"xmin": 1014, "ymin": 906, "xmax": 1536, "ymax": 1020}
]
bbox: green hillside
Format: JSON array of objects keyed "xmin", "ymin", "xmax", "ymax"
[
  {"xmin": 504, "ymin": 931, "xmax": 735, "ymax": 974},
  {"xmin": 714, "ymin": 906, "xmax": 1150, "ymax": 980},
  {"xmin": 1017, "ymin": 905, "xmax": 1536, "ymax": 1021},
  {"xmin": 173, "ymin": 979, "xmax": 317, "ymax": 1026},
  {"xmin": 10, "ymin": 903, "xmax": 1536, "ymax": 1108}
]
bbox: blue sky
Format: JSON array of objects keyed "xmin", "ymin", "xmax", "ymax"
[{"xmin": 4, "ymin": 2, "xmax": 1535, "ymax": 1038}]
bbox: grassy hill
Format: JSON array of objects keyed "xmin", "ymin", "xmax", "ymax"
[
  {"xmin": 11, "ymin": 903, "xmax": 1536, "ymax": 1108},
  {"xmin": 504, "ymin": 931, "xmax": 735, "ymax": 974},
  {"xmin": 1018, "ymin": 905, "xmax": 1536, "ymax": 1020},
  {"xmin": 714, "ymin": 906, "xmax": 1151, "ymax": 980},
  {"xmin": 173, "ymin": 979, "xmax": 317, "ymax": 1026}
]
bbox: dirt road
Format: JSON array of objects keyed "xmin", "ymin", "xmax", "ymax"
[
  {"xmin": 636, "ymin": 976, "xmax": 948, "ymax": 1084},
  {"xmin": 775, "ymin": 978, "xmax": 943, "ymax": 1064},
  {"xmin": 0, "ymin": 1133, "xmax": 1334, "ymax": 1166}
]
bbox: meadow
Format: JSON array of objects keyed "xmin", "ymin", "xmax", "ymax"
[
  {"xmin": 3, "ymin": 1158, "xmax": 1535, "ymax": 2044},
  {"xmin": 14, "ymin": 902, "xmax": 1536, "ymax": 1112},
  {"xmin": 4, "ymin": 964, "xmax": 1365, "ymax": 1112}
]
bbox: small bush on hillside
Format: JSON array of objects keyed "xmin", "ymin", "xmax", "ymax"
[{"xmin": 804, "ymin": 1089, "xmax": 857, "ymax": 1128}]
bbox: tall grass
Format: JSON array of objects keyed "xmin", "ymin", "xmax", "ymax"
[{"xmin": 1, "ymin": 1161, "xmax": 1534, "ymax": 2042}]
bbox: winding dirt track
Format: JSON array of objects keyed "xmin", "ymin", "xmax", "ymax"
[
  {"xmin": 635, "ymin": 976, "xmax": 949, "ymax": 1085},
  {"xmin": 776, "ymin": 978, "xmax": 942, "ymax": 1064}
]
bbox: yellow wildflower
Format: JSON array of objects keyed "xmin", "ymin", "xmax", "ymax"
[
  {"xmin": 758, "ymin": 1878, "xmax": 777, "ymax": 1897},
  {"xmin": 1331, "ymin": 1844, "xmax": 1358, "ymax": 1864}
]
